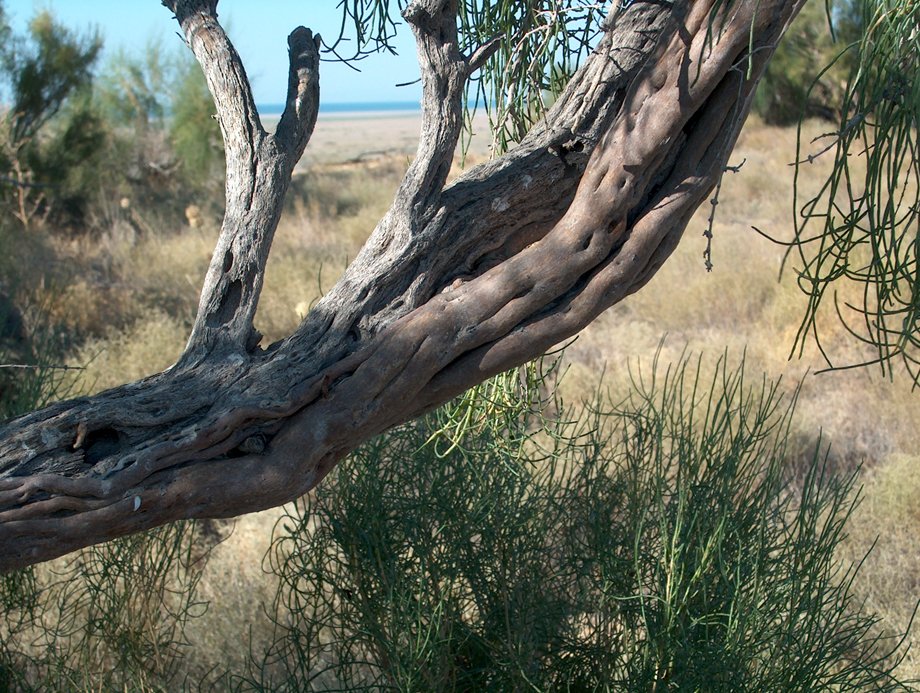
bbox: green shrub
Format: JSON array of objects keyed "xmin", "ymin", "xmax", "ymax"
[
  {"xmin": 0, "ymin": 521, "xmax": 209, "ymax": 692},
  {"xmin": 250, "ymin": 353, "xmax": 911, "ymax": 691},
  {"xmin": 0, "ymin": 6, "xmax": 224, "ymax": 236},
  {"xmin": 0, "ymin": 8, "xmax": 102, "ymax": 229},
  {"xmin": 23, "ymin": 92, "xmax": 110, "ymax": 229},
  {"xmin": 91, "ymin": 41, "xmax": 224, "ymax": 225},
  {"xmin": 94, "ymin": 43, "xmax": 170, "ymax": 132}
]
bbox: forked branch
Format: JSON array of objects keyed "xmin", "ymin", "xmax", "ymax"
[{"xmin": 167, "ymin": 0, "xmax": 320, "ymax": 361}]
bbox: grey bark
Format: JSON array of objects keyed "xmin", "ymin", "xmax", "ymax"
[{"xmin": 0, "ymin": 0, "xmax": 804, "ymax": 571}]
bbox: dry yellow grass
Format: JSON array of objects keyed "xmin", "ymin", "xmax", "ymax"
[
  {"xmin": 837, "ymin": 453, "xmax": 920, "ymax": 677},
  {"xmin": 36, "ymin": 113, "xmax": 919, "ymax": 680},
  {"xmin": 71, "ymin": 310, "xmax": 188, "ymax": 393}
]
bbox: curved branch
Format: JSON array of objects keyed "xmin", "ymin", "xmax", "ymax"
[
  {"xmin": 0, "ymin": 0, "xmax": 805, "ymax": 572},
  {"xmin": 164, "ymin": 0, "xmax": 264, "ymax": 196},
  {"xmin": 400, "ymin": 0, "xmax": 466, "ymax": 213},
  {"xmin": 353, "ymin": 0, "xmax": 469, "ymax": 253}
]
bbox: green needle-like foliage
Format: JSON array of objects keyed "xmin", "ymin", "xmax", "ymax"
[
  {"xmin": 788, "ymin": 0, "xmax": 920, "ymax": 382},
  {"xmin": 0, "ymin": 521, "xmax": 209, "ymax": 692},
  {"xmin": 169, "ymin": 58, "xmax": 223, "ymax": 188},
  {"xmin": 456, "ymin": 1, "xmax": 604, "ymax": 152},
  {"xmin": 327, "ymin": 1, "xmax": 604, "ymax": 153},
  {"xmin": 249, "ymin": 352, "xmax": 911, "ymax": 691}
]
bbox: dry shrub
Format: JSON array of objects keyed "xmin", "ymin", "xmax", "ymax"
[
  {"xmin": 256, "ymin": 248, "xmax": 331, "ymax": 343},
  {"xmin": 70, "ymin": 310, "xmax": 187, "ymax": 394},
  {"xmin": 838, "ymin": 453, "xmax": 920, "ymax": 681},
  {"xmin": 254, "ymin": 158, "xmax": 408, "ymax": 342},
  {"xmin": 41, "ymin": 279, "xmax": 134, "ymax": 341}
]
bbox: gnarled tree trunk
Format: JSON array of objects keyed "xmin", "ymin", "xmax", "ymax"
[{"xmin": 0, "ymin": 0, "xmax": 803, "ymax": 571}]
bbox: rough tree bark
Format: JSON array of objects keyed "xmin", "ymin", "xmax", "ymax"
[{"xmin": 0, "ymin": 0, "xmax": 804, "ymax": 571}]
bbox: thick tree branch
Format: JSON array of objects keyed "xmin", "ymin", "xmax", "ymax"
[
  {"xmin": 283, "ymin": 2, "xmax": 674, "ymax": 353},
  {"xmin": 0, "ymin": 0, "xmax": 804, "ymax": 572}
]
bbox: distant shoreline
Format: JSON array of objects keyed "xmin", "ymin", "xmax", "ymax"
[
  {"xmin": 258, "ymin": 101, "xmax": 421, "ymax": 119},
  {"xmin": 263, "ymin": 108, "xmax": 492, "ymax": 167},
  {"xmin": 318, "ymin": 110, "xmax": 421, "ymax": 121}
]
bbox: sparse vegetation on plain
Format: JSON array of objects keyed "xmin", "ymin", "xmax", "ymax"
[
  {"xmin": 3, "ymin": 114, "xmax": 919, "ymax": 687},
  {"xmin": 3, "ymin": 0, "xmax": 920, "ymax": 688}
]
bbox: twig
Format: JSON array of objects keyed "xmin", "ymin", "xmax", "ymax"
[
  {"xmin": 0, "ymin": 175, "xmax": 59, "ymax": 190},
  {"xmin": 0, "ymin": 364, "xmax": 84, "ymax": 371}
]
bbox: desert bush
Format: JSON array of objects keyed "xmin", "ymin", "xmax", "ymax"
[
  {"xmin": 0, "ymin": 521, "xmax": 210, "ymax": 692},
  {"xmin": 0, "ymin": 7, "xmax": 102, "ymax": 229},
  {"xmin": 753, "ymin": 0, "xmax": 861, "ymax": 125},
  {"xmin": 91, "ymin": 41, "xmax": 223, "ymax": 231},
  {"xmin": 246, "ymin": 352, "xmax": 910, "ymax": 691},
  {"xmin": 23, "ymin": 92, "xmax": 111, "ymax": 229},
  {"xmin": 0, "ymin": 3, "xmax": 224, "ymax": 237}
]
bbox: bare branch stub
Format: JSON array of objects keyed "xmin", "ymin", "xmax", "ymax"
[
  {"xmin": 467, "ymin": 35, "xmax": 503, "ymax": 74},
  {"xmin": 275, "ymin": 27, "xmax": 322, "ymax": 157}
]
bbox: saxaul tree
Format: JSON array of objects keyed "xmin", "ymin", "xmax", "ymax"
[{"xmin": 0, "ymin": 0, "xmax": 807, "ymax": 571}]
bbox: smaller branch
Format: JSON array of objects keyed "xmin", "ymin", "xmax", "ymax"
[
  {"xmin": 398, "ymin": 0, "xmax": 467, "ymax": 213},
  {"xmin": 172, "ymin": 2, "xmax": 323, "ymax": 362},
  {"xmin": 724, "ymin": 157, "xmax": 746, "ymax": 173},
  {"xmin": 0, "ymin": 364, "xmax": 83, "ymax": 370},
  {"xmin": 274, "ymin": 27, "xmax": 322, "ymax": 158},
  {"xmin": 467, "ymin": 35, "xmax": 503, "ymax": 74},
  {"xmin": 299, "ymin": 0, "xmax": 472, "ymax": 339}
]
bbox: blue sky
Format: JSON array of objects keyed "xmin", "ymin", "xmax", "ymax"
[{"xmin": 2, "ymin": 0, "xmax": 423, "ymax": 104}]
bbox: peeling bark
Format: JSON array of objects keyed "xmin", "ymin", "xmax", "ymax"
[{"xmin": 0, "ymin": 0, "xmax": 804, "ymax": 572}]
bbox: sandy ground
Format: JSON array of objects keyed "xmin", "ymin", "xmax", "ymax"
[
  {"xmin": 267, "ymin": 109, "xmax": 494, "ymax": 170},
  {"xmin": 305, "ymin": 112, "xmax": 427, "ymax": 165}
]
